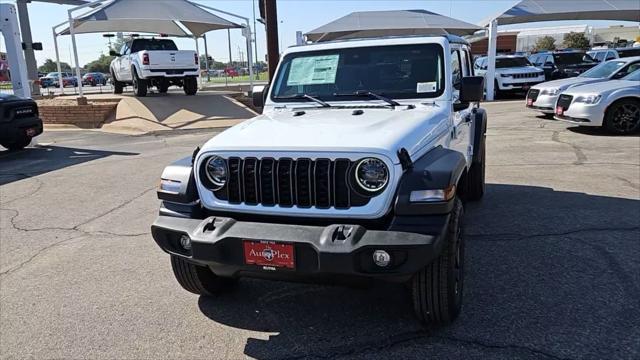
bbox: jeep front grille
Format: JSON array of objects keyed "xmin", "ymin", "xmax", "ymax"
[
  {"xmin": 213, "ymin": 157, "xmax": 369, "ymax": 209},
  {"xmin": 512, "ymin": 72, "xmax": 541, "ymax": 79}
]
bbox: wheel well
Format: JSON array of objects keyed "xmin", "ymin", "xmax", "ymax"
[
  {"xmin": 456, "ymin": 168, "xmax": 469, "ymax": 201},
  {"xmin": 604, "ymin": 97, "xmax": 640, "ymax": 118}
]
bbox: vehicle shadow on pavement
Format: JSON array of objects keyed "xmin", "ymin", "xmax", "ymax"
[
  {"xmin": 198, "ymin": 183, "xmax": 640, "ymax": 360},
  {"xmin": 0, "ymin": 145, "xmax": 138, "ymax": 185}
]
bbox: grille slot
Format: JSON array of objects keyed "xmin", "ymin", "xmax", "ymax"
[
  {"xmin": 557, "ymin": 94, "xmax": 573, "ymax": 111},
  {"xmin": 219, "ymin": 157, "xmax": 366, "ymax": 209},
  {"xmin": 527, "ymin": 88, "xmax": 540, "ymax": 101}
]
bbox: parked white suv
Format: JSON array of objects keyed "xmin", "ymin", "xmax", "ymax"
[
  {"xmin": 151, "ymin": 35, "xmax": 488, "ymax": 327},
  {"xmin": 109, "ymin": 38, "xmax": 199, "ymax": 96},
  {"xmin": 474, "ymin": 55, "xmax": 545, "ymax": 97}
]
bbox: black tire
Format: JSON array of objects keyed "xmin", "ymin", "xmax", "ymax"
[
  {"xmin": 1, "ymin": 136, "xmax": 31, "ymax": 151},
  {"xmin": 170, "ymin": 256, "xmax": 234, "ymax": 296},
  {"xmin": 183, "ymin": 77, "xmax": 198, "ymax": 96},
  {"xmin": 132, "ymin": 69, "xmax": 148, "ymax": 97},
  {"xmin": 412, "ymin": 198, "xmax": 465, "ymax": 326},
  {"xmin": 111, "ymin": 71, "xmax": 124, "ymax": 94},
  {"xmin": 158, "ymin": 80, "xmax": 169, "ymax": 93},
  {"xmin": 91, "ymin": 80, "xmax": 96, "ymax": 87},
  {"xmin": 603, "ymin": 99, "xmax": 640, "ymax": 135},
  {"xmin": 493, "ymin": 80, "xmax": 501, "ymax": 100},
  {"xmin": 467, "ymin": 137, "xmax": 486, "ymax": 201}
]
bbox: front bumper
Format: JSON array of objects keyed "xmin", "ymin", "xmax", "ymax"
[
  {"xmin": 0, "ymin": 116, "xmax": 43, "ymax": 143},
  {"xmin": 554, "ymin": 101, "xmax": 606, "ymax": 126},
  {"xmin": 527, "ymin": 93, "xmax": 558, "ymax": 113},
  {"xmin": 151, "ymin": 213, "xmax": 449, "ymax": 282},
  {"xmin": 498, "ymin": 78, "xmax": 545, "ymax": 91}
]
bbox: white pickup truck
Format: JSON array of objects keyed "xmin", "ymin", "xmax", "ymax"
[{"xmin": 109, "ymin": 38, "xmax": 199, "ymax": 97}]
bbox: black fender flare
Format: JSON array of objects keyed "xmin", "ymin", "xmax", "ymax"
[
  {"xmin": 157, "ymin": 157, "xmax": 201, "ymax": 218},
  {"xmin": 472, "ymin": 108, "xmax": 487, "ymax": 165},
  {"xmin": 394, "ymin": 146, "xmax": 467, "ymax": 216}
]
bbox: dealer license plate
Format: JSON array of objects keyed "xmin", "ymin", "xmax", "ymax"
[
  {"xmin": 243, "ymin": 240, "xmax": 295, "ymax": 269},
  {"xmin": 526, "ymin": 98, "xmax": 533, "ymax": 106},
  {"xmin": 25, "ymin": 128, "xmax": 37, "ymax": 137},
  {"xmin": 555, "ymin": 106, "xmax": 564, "ymax": 116}
]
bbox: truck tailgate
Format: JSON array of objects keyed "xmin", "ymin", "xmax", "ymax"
[{"xmin": 144, "ymin": 50, "xmax": 197, "ymax": 69}]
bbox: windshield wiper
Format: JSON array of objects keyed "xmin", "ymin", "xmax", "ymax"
[
  {"xmin": 333, "ymin": 90, "xmax": 402, "ymax": 107},
  {"xmin": 273, "ymin": 93, "xmax": 331, "ymax": 108}
]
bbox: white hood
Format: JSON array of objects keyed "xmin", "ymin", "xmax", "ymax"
[
  {"xmin": 562, "ymin": 79, "xmax": 640, "ymax": 95},
  {"xmin": 199, "ymin": 104, "xmax": 450, "ymax": 164},
  {"xmin": 532, "ymin": 76, "xmax": 603, "ymax": 90}
]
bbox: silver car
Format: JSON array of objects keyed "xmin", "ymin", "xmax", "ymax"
[
  {"xmin": 553, "ymin": 69, "xmax": 640, "ymax": 134},
  {"xmin": 526, "ymin": 56, "xmax": 640, "ymax": 116}
]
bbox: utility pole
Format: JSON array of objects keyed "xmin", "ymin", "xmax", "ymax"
[{"xmin": 264, "ymin": 0, "xmax": 279, "ymax": 81}]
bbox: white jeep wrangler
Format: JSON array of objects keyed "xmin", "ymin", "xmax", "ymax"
[{"xmin": 151, "ymin": 35, "xmax": 487, "ymax": 326}]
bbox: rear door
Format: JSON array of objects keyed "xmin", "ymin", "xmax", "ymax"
[{"xmin": 450, "ymin": 46, "xmax": 473, "ymax": 163}]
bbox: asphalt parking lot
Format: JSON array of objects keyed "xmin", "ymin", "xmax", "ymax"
[{"xmin": 1, "ymin": 100, "xmax": 639, "ymax": 359}]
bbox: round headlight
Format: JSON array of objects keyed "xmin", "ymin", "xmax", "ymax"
[
  {"xmin": 204, "ymin": 156, "xmax": 228, "ymax": 189},
  {"xmin": 354, "ymin": 158, "xmax": 389, "ymax": 192}
]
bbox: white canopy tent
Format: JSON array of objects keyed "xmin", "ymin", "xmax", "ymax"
[
  {"xmin": 53, "ymin": 0, "xmax": 253, "ymax": 97},
  {"xmin": 305, "ymin": 10, "xmax": 482, "ymax": 42},
  {"xmin": 481, "ymin": 0, "xmax": 640, "ymax": 100}
]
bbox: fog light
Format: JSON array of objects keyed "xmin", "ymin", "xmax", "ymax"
[
  {"xmin": 179, "ymin": 234, "xmax": 191, "ymax": 250},
  {"xmin": 373, "ymin": 250, "xmax": 391, "ymax": 267}
]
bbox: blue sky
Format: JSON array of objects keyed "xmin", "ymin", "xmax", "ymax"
[{"xmin": 1, "ymin": 0, "xmax": 637, "ymax": 68}]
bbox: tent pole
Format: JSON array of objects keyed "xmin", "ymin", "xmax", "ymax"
[
  {"xmin": 227, "ymin": 29, "xmax": 232, "ymax": 86},
  {"xmin": 486, "ymin": 19, "xmax": 498, "ymax": 101},
  {"xmin": 68, "ymin": 10, "xmax": 83, "ymax": 98},
  {"xmin": 189, "ymin": 1, "xmax": 254, "ymax": 89},
  {"xmin": 52, "ymin": 27, "xmax": 64, "ymax": 95},
  {"xmin": 245, "ymin": 24, "xmax": 254, "ymax": 90},
  {"xmin": 194, "ymin": 36, "xmax": 202, "ymax": 90},
  {"xmin": 203, "ymin": 34, "xmax": 210, "ymax": 82}
]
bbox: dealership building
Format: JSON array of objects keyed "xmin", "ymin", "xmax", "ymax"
[{"xmin": 469, "ymin": 24, "xmax": 640, "ymax": 55}]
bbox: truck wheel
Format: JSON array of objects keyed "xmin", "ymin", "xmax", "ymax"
[
  {"xmin": 183, "ymin": 77, "xmax": 198, "ymax": 96},
  {"xmin": 603, "ymin": 99, "xmax": 640, "ymax": 135},
  {"xmin": 170, "ymin": 255, "xmax": 234, "ymax": 296},
  {"xmin": 132, "ymin": 69, "xmax": 148, "ymax": 97},
  {"xmin": 412, "ymin": 198, "xmax": 465, "ymax": 326},
  {"xmin": 1, "ymin": 136, "xmax": 31, "ymax": 151},
  {"xmin": 111, "ymin": 71, "xmax": 124, "ymax": 94},
  {"xmin": 467, "ymin": 137, "xmax": 485, "ymax": 201}
]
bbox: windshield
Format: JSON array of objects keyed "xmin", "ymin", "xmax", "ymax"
[
  {"xmin": 271, "ymin": 44, "xmax": 445, "ymax": 103},
  {"xmin": 622, "ymin": 69, "xmax": 640, "ymax": 81},
  {"xmin": 579, "ymin": 60, "xmax": 626, "ymax": 78},
  {"xmin": 553, "ymin": 52, "xmax": 594, "ymax": 65},
  {"xmin": 496, "ymin": 57, "xmax": 532, "ymax": 68}
]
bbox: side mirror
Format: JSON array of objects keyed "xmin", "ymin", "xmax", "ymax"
[
  {"xmin": 459, "ymin": 76, "xmax": 484, "ymax": 103},
  {"xmin": 109, "ymin": 50, "xmax": 120, "ymax": 57},
  {"xmin": 252, "ymin": 85, "xmax": 268, "ymax": 108}
]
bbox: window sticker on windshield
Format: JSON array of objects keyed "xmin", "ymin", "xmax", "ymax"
[
  {"xmin": 287, "ymin": 55, "xmax": 340, "ymax": 86},
  {"xmin": 417, "ymin": 82, "xmax": 437, "ymax": 93}
]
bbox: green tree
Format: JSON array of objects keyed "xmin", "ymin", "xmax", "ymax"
[
  {"xmin": 534, "ymin": 36, "xmax": 556, "ymax": 51},
  {"xmin": 85, "ymin": 54, "xmax": 114, "ymax": 73},
  {"xmin": 38, "ymin": 58, "xmax": 71, "ymax": 73},
  {"xmin": 563, "ymin": 32, "xmax": 590, "ymax": 49}
]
